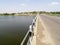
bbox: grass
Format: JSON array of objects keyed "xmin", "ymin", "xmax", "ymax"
[{"xmin": 47, "ymin": 14, "xmax": 60, "ymax": 16}]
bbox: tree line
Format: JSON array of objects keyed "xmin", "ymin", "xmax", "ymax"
[{"xmin": 0, "ymin": 11, "xmax": 60, "ymax": 16}]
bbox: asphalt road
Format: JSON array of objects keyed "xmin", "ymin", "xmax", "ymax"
[{"xmin": 40, "ymin": 15, "xmax": 60, "ymax": 45}]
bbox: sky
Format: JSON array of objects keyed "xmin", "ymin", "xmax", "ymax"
[{"xmin": 0, "ymin": 0, "xmax": 60, "ymax": 13}]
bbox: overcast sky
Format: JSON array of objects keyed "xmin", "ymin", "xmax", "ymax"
[{"xmin": 0, "ymin": 0, "xmax": 60, "ymax": 13}]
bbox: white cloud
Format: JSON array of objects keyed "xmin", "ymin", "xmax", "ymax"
[
  {"xmin": 20, "ymin": 3, "xmax": 26, "ymax": 7},
  {"xmin": 51, "ymin": 2, "xmax": 59, "ymax": 5}
]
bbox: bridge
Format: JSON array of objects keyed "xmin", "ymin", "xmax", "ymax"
[{"xmin": 21, "ymin": 14, "xmax": 60, "ymax": 45}]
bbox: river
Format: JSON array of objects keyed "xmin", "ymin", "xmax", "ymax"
[{"xmin": 0, "ymin": 16, "xmax": 35, "ymax": 45}]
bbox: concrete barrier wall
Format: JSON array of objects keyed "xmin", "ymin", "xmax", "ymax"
[{"xmin": 20, "ymin": 16, "xmax": 37, "ymax": 45}]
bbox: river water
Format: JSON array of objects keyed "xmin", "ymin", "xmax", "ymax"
[{"xmin": 0, "ymin": 16, "xmax": 35, "ymax": 45}]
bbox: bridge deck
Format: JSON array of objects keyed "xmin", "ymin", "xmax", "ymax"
[{"xmin": 36, "ymin": 15, "xmax": 55, "ymax": 45}]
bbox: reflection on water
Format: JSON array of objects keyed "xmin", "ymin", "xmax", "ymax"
[{"xmin": 0, "ymin": 16, "xmax": 35, "ymax": 45}]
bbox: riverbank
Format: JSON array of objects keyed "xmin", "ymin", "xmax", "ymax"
[{"xmin": 0, "ymin": 14, "xmax": 36, "ymax": 16}]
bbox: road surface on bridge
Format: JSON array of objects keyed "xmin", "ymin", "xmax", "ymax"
[{"xmin": 39, "ymin": 15, "xmax": 60, "ymax": 45}]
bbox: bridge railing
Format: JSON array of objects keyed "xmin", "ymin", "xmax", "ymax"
[{"xmin": 20, "ymin": 16, "xmax": 37, "ymax": 45}]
